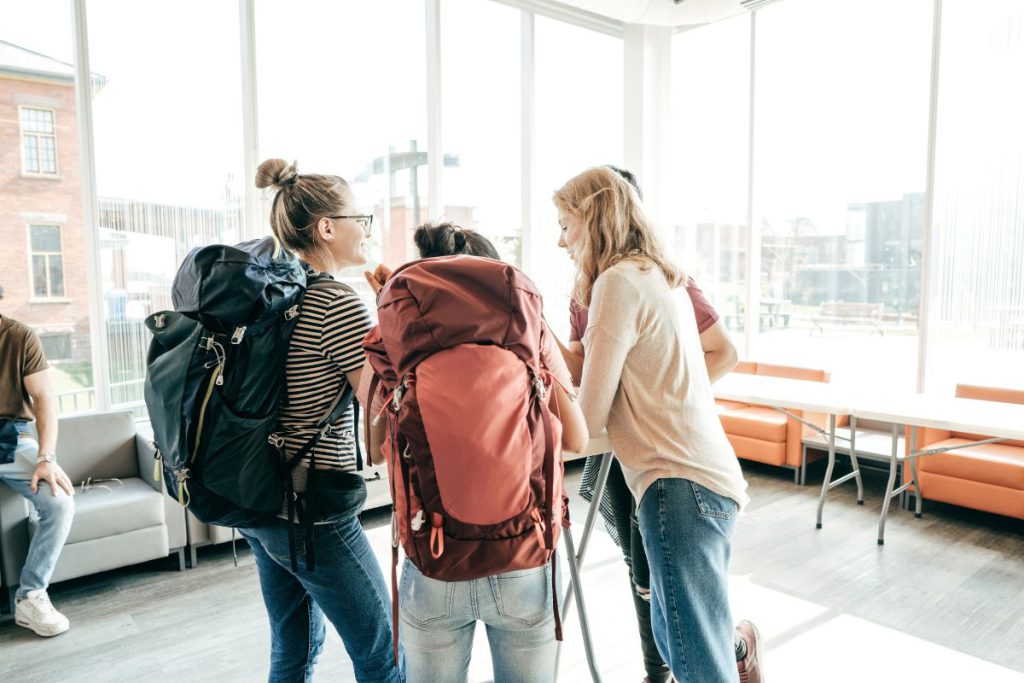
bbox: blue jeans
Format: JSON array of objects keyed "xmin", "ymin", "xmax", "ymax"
[
  {"xmin": 0, "ymin": 422, "xmax": 74, "ymax": 598},
  {"xmin": 239, "ymin": 514, "xmax": 402, "ymax": 683},
  {"xmin": 399, "ymin": 558, "xmax": 560, "ymax": 683},
  {"xmin": 638, "ymin": 478, "xmax": 740, "ymax": 683}
]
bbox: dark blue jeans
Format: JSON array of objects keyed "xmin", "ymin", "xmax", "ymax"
[
  {"xmin": 239, "ymin": 514, "xmax": 402, "ymax": 683},
  {"xmin": 638, "ymin": 478, "xmax": 740, "ymax": 683}
]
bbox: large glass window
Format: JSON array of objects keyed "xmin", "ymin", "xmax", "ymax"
[
  {"xmin": 87, "ymin": 0, "xmax": 245, "ymax": 410},
  {"xmin": 441, "ymin": 0, "xmax": 522, "ymax": 266},
  {"xmin": 750, "ymin": 0, "xmax": 932, "ymax": 389},
  {"xmin": 257, "ymin": 0, "xmax": 427, "ymax": 305},
  {"xmin": 533, "ymin": 17, "xmax": 623, "ymax": 336},
  {"xmin": 0, "ymin": 0, "xmax": 94, "ymax": 414},
  {"xmin": 670, "ymin": 15, "xmax": 751, "ymax": 350},
  {"xmin": 926, "ymin": 0, "xmax": 1024, "ymax": 393}
]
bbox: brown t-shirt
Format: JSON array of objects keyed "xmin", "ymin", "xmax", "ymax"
[
  {"xmin": 569, "ymin": 276, "xmax": 720, "ymax": 342},
  {"xmin": 0, "ymin": 316, "xmax": 49, "ymax": 421}
]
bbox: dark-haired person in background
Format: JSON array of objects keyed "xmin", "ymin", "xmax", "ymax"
[{"xmin": 0, "ymin": 284, "xmax": 75, "ymax": 637}]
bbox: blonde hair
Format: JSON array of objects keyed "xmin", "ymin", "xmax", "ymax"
[
  {"xmin": 255, "ymin": 158, "xmax": 350, "ymax": 270},
  {"xmin": 553, "ymin": 166, "xmax": 685, "ymax": 307}
]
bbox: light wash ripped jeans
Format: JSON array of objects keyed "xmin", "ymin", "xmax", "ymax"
[{"xmin": 0, "ymin": 421, "xmax": 75, "ymax": 597}]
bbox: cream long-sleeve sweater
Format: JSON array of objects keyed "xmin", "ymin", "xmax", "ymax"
[{"xmin": 579, "ymin": 260, "xmax": 749, "ymax": 509}]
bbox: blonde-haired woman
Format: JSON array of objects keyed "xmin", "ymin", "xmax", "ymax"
[
  {"xmin": 241, "ymin": 159, "xmax": 401, "ymax": 683},
  {"xmin": 554, "ymin": 166, "xmax": 749, "ymax": 683}
]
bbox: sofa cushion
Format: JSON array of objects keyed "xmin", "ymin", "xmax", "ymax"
[
  {"xmin": 715, "ymin": 399, "xmax": 749, "ymax": 413},
  {"xmin": 755, "ymin": 363, "xmax": 829, "ymax": 383},
  {"xmin": 57, "ymin": 411, "xmax": 137, "ymax": 482},
  {"xmin": 727, "ymin": 434, "xmax": 787, "ymax": 467},
  {"xmin": 719, "ymin": 406, "xmax": 788, "ymax": 442},
  {"xmin": 29, "ymin": 477, "xmax": 164, "ymax": 544},
  {"xmin": 918, "ymin": 439, "xmax": 1024, "ymax": 490}
]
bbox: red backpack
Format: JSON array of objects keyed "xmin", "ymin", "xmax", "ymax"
[{"xmin": 363, "ymin": 255, "xmax": 568, "ymax": 657}]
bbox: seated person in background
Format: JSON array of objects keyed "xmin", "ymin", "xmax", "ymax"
[{"xmin": 0, "ymin": 284, "xmax": 75, "ymax": 637}]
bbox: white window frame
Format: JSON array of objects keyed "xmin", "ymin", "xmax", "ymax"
[
  {"xmin": 19, "ymin": 106, "xmax": 60, "ymax": 176},
  {"xmin": 27, "ymin": 223, "xmax": 67, "ymax": 300}
]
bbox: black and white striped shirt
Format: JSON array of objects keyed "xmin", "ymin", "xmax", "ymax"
[{"xmin": 278, "ymin": 274, "xmax": 371, "ymax": 472}]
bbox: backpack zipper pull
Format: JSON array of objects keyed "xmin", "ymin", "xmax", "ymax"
[
  {"xmin": 429, "ymin": 513, "xmax": 445, "ymax": 559},
  {"xmin": 174, "ymin": 468, "xmax": 191, "ymax": 506},
  {"xmin": 230, "ymin": 326, "xmax": 247, "ymax": 344}
]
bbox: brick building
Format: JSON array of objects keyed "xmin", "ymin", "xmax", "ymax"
[{"xmin": 0, "ymin": 40, "xmax": 98, "ymax": 364}]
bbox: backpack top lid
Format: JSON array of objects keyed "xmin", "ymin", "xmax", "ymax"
[
  {"xmin": 373, "ymin": 255, "xmax": 544, "ymax": 376},
  {"xmin": 172, "ymin": 236, "xmax": 307, "ymax": 333}
]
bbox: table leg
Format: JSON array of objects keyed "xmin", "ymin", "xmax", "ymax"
[
  {"xmin": 560, "ymin": 526, "xmax": 602, "ymax": 682},
  {"xmin": 877, "ymin": 423, "xmax": 901, "ymax": 545},
  {"xmin": 849, "ymin": 415, "xmax": 864, "ymax": 505},
  {"xmin": 910, "ymin": 426, "xmax": 923, "ymax": 518},
  {"xmin": 816, "ymin": 414, "xmax": 838, "ymax": 529},
  {"xmin": 555, "ymin": 453, "xmax": 612, "ymax": 682}
]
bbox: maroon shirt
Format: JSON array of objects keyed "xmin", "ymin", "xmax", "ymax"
[{"xmin": 568, "ymin": 276, "xmax": 719, "ymax": 342}]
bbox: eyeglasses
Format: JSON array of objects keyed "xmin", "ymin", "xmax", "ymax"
[{"xmin": 330, "ymin": 214, "xmax": 374, "ymax": 237}]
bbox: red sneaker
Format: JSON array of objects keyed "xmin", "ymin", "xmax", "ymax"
[{"xmin": 735, "ymin": 620, "xmax": 764, "ymax": 683}]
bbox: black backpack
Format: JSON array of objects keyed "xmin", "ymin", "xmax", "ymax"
[{"xmin": 143, "ymin": 237, "xmax": 363, "ymax": 563}]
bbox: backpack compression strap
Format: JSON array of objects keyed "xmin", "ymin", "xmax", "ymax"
[
  {"xmin": 284, "ymin": 380, "xmax": 361, "ymax": 572},
  {"xmin": 282, "ymin": 276, "xmax": 364, "ymax": 572}
]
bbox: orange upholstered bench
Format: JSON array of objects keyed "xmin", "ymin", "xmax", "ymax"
[
  {"xmin": 905, "ymin": 384, "xmax": 1024, "ymax": 520},
  {"xmin": 716, "ymin": 361, "xmax": 839, "ymax": 484}
]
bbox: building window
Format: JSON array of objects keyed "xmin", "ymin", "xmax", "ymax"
[
  {"xmin": 39, "ymin": 333, "xmax": 72, "ymax": 361},
  {"xmin": 29, "ymin": 225, "xmax": 65, "ymax": 298},
  {"xmin": 20, "ymin": 107, "xmax": 58, "ymax": 175}
]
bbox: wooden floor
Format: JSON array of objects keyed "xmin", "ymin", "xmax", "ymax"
[{"xmin": 3, "ymin": 460, "xmax": 1024, "ymax": 682}]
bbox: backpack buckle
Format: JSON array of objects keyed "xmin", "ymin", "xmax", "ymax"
[{"xmin": 533, "ymin": 375, "xmax": 548, "ymax": 401}]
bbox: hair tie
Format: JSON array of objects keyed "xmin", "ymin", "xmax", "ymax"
[{"xmin": 284, "ymin": 171, "xmax": 299, "ymax": 186}]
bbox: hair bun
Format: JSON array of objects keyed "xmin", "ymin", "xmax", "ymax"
[{"xmin": 255, "ymin": 158, "xmax": 300, "ymax": 190}]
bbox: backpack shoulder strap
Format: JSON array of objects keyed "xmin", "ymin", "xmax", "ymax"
[{"xmin": 307, "ymin": 276, "xmax": 357, "ymax": 296}]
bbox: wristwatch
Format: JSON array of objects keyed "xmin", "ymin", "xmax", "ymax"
[{"xmin": 37, "ymin": 452, "xmax": 56, "ymax": 465}]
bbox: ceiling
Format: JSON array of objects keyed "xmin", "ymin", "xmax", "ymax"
[{"xmin": 550, "ymin": 0, "xmax": 751, "ymax": 28}]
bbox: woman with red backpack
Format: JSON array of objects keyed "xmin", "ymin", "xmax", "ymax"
[
  {"xmin": 239, "ymin": 159, "xmax": 402, "ymax": 683},
  {"xmin": 553, "ymin": 166, "xmax": 750, "ymax": 683},
  {"xmin": 361, "ymin": 223, "xmax": 589, "ymax": 683}
]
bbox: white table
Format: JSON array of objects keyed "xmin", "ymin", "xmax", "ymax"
[
  {"xmin": 714, "ymin": 374, "xmax": 864, "ymax": 526},
  {"xmin": 849, "ymin": 393, "xmax": 1024, "ymax": 543},
  {"xmin": 713, "ymin": 373, "xmax": 1024, "ymax": 544}
]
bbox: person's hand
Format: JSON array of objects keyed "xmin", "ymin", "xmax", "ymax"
[
  {"xmin": 363, "ymin": 264, "xmax": 393, "ymax": 295},
  {"xmin": 31, "ymin": 461, "xmax": 75, "ymax": 496}
]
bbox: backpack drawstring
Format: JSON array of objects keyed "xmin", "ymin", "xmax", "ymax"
[{"xmin": 429, "ymin": 512, "xmax": 445, "ymax": 558}]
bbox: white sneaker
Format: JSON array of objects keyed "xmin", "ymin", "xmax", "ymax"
[{"xmin": 15, "ymin": 590, "xmax": 70, "ymax": 637}]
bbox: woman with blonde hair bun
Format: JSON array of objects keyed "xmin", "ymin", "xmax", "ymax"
[
  {"xmin": 241, "ymin": 158, "xmax": 401, "ymax": 683},
  {"xmin": 554, "ymin": 166, "xmax": 749, "ymax": 683}
]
